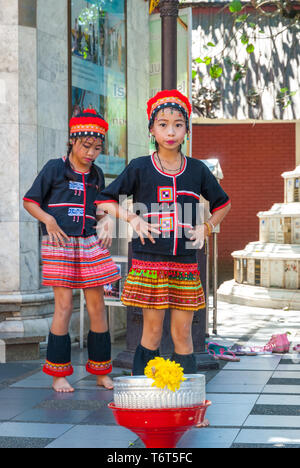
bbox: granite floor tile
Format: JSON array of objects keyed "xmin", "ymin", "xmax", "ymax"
[
  {"xmin": 0, "ymin": 363, "xmax": 40, "ymax": 384},
  {"xmin": 206, "ymin": 383, "xmax": 266, "ymax": 394},
  {"xmin": 208, "ymin": 370, "xmax": 273, "ymax": 385},
  {"xmin": 273, "ymin": 371, "xmax": 300, "ymax": 379},
  {"xmin": 0, "ymin": 387, "xmax": 52, "ymax": 401},
  {"xmin": 42, "ymin": 388, "xmax": 113, "ymax": 403},
  {"xmin": 45, "ymin": 424, "xmax": 137, "ymax": 448},
  {"xmin": 207, "ymin": 370, "xmax": 273, "ymax": 394},
  {"xmin": 251, "ymin": 404, "xmax": 300, "ymax": 416},
  {"xmin": 0, "ymin": 422, "xmax": 73, "ymax": 439},
  {"xmin": 244, "ymin": 415, "xmax": 300, "ymax": 428},
  {"xmin": 206, "ymin": 403, "xmax": 255, "ymax": 427},
  {"xmin": 263, "ymin": 385, "xmax": 300, "ymax": 394},
  {"xmin": 267, "ymin": 378, "xmax": 300, "ymax": 386},
  {"xmin": 277, "ymin": 364, "xmax": 300, "ymax": 371},
  {"xmin": 206, "ymin": 393, "xmax": 259, "ymax": 405},
  {"xmin": 10, "ymin": 366, "xmax": 87, "ymax": 388},
  {"xmin": 81, "ymin": 405, "xmax": 116, "ymax": 425},
  {"xmin": 0, "ymin": 437, "xmax": 54, "ymax": 448},
  {"xmin": 177, "ymin": 428, "xmax": 240, "ymax": 448},
  {"xmin": 235, "ymin": 429, "xmax": 300, "ymax": 445},
  {"xmin": 0, "ymin": 388, "xmax": 53, "ymax": 421},
  {"xmin": 37, "ymin": 398, "xmax": 106, "ymax": 411},
  {"xmin": 281, "ymin": 359, "xmax": 300, "ymax": 366},
  {"xmin": 223, "ymin": 355, "xmax": 281, "ymax": 371},
  {"xmin": 257, "ymin": 394, "xmax": 300, "ymax": 405},
  {"xmin": 12, "ymin": 408, "xmax": 94, "ymax": 424},
  {"xmin": 0, "ymin": 406, "xmax": 33, "ymax": 421},
  {"xmin": 205, "ymin": 393, "xmax": 258, "ymax": 426},
  {"xmin": 232, "ymin": 442, "xmax": 300, "ymax": 448},
  {"xmin": 280, "ymin": 354, "xmax": 300, "ymax": 361}
]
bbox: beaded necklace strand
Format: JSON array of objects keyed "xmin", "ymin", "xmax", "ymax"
[{"xmin": 156, "ymin": 151, "xmax": 183, "ymax": 174}]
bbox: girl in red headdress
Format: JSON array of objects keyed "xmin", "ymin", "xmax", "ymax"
[
  {"xmin": 96, "ymin": 90, "xmax": 231, "ymax": 377},
  {"xmin": 23, "ymin": 109, "xmax": 120, "ymax": 393}
]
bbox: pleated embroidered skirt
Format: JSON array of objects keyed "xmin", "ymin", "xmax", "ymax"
[
  {"xmin": 41, "ymin": 235, "xmax": 121, "ymax": 289},
  {"xmin": 121, "ymin": 253, "xmax": 206, "ymax": 311}
]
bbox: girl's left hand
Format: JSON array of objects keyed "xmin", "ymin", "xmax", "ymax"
[
  {"xmin": 188, "ymin": 224, "xmax": 208, "ymax": 249},
  {"xmin": 97, "ymin": 215, "xmax": 115, "ymax": 249}
]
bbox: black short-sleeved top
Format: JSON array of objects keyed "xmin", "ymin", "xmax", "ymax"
[
  {"xmin": 23, "ymin": 157, "xmax": 105, "ymax": 237},
  {"xmin": 95, "ymin": 154, "xmax": 230, "ymax": 257}
]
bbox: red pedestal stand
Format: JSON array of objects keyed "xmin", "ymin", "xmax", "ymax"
[{"xmin": 108, "ymin": 401, "xmax": 211, "ymax": 448}]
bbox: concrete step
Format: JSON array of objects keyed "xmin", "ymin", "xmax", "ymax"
[{"xmin": 0, "ymin": 333, "xmax": 46, "ymax": 363}]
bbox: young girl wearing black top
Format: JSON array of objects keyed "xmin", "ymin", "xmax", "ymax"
[
  {"xmin": 23, "ymin": 109, "xmax": 120, "ymax": 393},
  {"xmin": 96, "ymin": 90, "xmax": 231, "ymax": 377}
]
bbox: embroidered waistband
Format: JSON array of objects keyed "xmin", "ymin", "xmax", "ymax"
[{"xmin": 131, "ymin": 259, "xmax": 199, "ymax": 273}]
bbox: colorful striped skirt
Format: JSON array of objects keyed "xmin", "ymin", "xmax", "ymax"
[
  {"xmin": 41, "ymin": 235, "xmax": 121, "ymax": 289},
  {"xmin": 121, "ymin": 253, "xmax": 205, "ymax": 311}
]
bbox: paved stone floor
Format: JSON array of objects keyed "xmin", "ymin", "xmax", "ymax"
[{"xmin": 0, "ymin": 299, "xmax": 300, "ymax": 448}]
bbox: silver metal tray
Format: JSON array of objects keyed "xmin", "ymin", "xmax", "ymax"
[{"xmin": 113, "ymin": 374, "xmax": 206, "ymax": 409}]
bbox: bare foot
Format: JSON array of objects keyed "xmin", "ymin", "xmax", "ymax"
[
  {"xmin": 97, "ymin": 374, "xmax": 114, "ymax": 389},
  {"xmin": 52, "ymin": 377, "xmax": 74, "ymax": 393},
  {"xmin": 195, "ymin": 418, "xmax": 209, "ymax": 428}
]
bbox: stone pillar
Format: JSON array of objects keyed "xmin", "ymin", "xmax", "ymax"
[
  {"xmin": 126, "ymin": 0, "xmax": 150, "ymax": 162},
  {"xmin": 0, "ymin": 0, "xmax": 74, "ymax": 337}
]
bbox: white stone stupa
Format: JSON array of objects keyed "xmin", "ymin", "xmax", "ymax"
[{"xmin": 218, "ymin": 166, "xmax": 300, "ymax": 309}]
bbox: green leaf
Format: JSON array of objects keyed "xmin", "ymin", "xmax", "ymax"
[
  {"xmin": 229, "ymin": 0, "xmax": 242, "ymax": 13},
  {"xmin": 248, "ymin": 22, "xmax": 256, "ymax": 29},
  {"xmin": 192, "ymin": 70, "xmax": 197, "ymax": 80},
  {"xmin": 209, "ymin": 65, "xmax": 223, "ymax": 79},
  {"xmin": 235, "ymin": 14, "xmax": 249, "ymax": 23},
  {"xmin": 246, "ymin": 44, "xmax": 255, "ymax": 53},
  {"xmin": 195, "ymin": 57, "xmax": 211, "ymax": 65},
  {"xmin": 283, "ymin": 100, "xmax": 292, "ymax": 109},
  {"xmin": 241, "ymin": 33, "xmax": 249, "ymax": 44},
  {"xmin": 289, "ymin": 91, "xmax": 297, "ymax": 97},
  {"xmin": 233, "ymin": 71, "xmax": 242, "ymax": 81},
  {"xmin": 207, "ymin": 42, "xmax": 216, "ymax": 47},
  {"xmin": 280, "ymin": 87, "xmax": 289, "ymax": 93}
]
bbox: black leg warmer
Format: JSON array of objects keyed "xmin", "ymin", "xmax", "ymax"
[
  {"xmin": 43, "ymin": 332, "xmax": 73, "ymax": 377},
  {"xmin": 171, "ymin": 352, "xmax": 197, "ymax": 374},
  {"xmin": 132, "ymin": 344, "xmax": 160, "ymax": 376},
  {"xmin": 86, "ymin": 330, "xmax": 112, "ymax": 375}
]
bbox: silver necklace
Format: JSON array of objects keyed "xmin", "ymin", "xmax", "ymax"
[{"xmin": 156, "ymin": 152, "xmax": 183, "ymax": 173}]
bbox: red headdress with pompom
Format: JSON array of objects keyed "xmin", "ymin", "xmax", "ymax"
[
  {"xmin": 147, "ymin": 90, "xmax": 192, "ymax": 126},
  {"xmin": 69, "ymin": 108, "xmax": 109, "ymax": 141}
]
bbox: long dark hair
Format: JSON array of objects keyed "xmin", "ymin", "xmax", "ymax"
[{"xmin": 65, "ymin": 139, "xmax": 103, "ymax": 192}]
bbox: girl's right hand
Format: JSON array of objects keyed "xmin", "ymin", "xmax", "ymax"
[
  {"xmin": 129, "ymin": 215, "xmax": 160, "ymax": 245},
  {"xmin": 45, "ymin": 215, "xmax": 70, "ymax": 247}
]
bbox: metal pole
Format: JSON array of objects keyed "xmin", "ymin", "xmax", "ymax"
[
  {"xmin": 80, "ymin": 289, "xmax": 85, "ymax": 349},
  {"xmin": 160, "ymin": 0, "xmax": 179, "ymax": 89},
  {"xmin": 205, "ymin": 237, "xmax": 210, "ymax": 335},
  {"xmin": 212, "ymin": 232, "xmax": 218, "ymax": 334}
]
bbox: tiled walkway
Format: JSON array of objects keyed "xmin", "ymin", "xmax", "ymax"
[
  {"xmin": 0, "ymin": 300, "xmax": 299, "ymax": 448},
  {"xmin": 178, "ymin": 354, "xmax": 300, "ymax": 448}
]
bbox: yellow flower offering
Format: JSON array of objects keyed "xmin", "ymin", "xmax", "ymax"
[{"xmin": 144, "ymin": 357, "xmax": 186, "ymax": 392}]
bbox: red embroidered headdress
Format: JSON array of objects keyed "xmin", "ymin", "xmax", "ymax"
[
  {"xmin": 69, "ymin": 108, "xmax": 109, "ymax": 141},
  {"xmin": 147, "ymin": 90, "xmax": 192, "ymax": 130}
]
